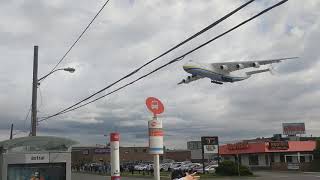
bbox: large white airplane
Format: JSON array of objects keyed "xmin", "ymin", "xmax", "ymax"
[{"xmin": 178, "ymin": 57, "xmax": 298, "ymax": 85}]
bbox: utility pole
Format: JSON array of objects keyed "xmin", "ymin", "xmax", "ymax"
[
  {"xmin": 10, "ymin": 123, "xmax": 13, "ymax": 140},
  {"xmin": 31, "ymin": 46, "xmax": 38, "ymax": 136}
]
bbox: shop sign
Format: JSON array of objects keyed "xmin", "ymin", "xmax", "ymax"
[
  {"xmin": 203, "ymin": 145, "xmax": 219, "ymax": 154},
  {"xmin": 201, "ymin": 136, "xmax": 219, "ymax": 154},
  {"xmin": 94, "ymin": 148, "xmax": 110, "ymax": 154},
  {"xmin": 227, "ymin": 142, "xmax": 249, "ymax": 150},
  {"xmin": 25, "ymin": 154, "xmax": 49, "ymax": 163},
  {"xmin": 201, "ymin": 136, "xmax": 218, "ymax": 145},
  {"xmin": 82, "ymin": 150, "xmax": 89, "ymax": 155},
  {"xmin": 268, "ymin": 141, "xmax": 289, "ymax": 150},
  {"xmin": 283, "ymin": 123, "xmax": 305, "ymax": 135}
]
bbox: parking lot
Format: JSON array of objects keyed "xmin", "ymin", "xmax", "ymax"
[{"xmin": 72, "ymin": 171, "xmax": 320, "ymax": 180}]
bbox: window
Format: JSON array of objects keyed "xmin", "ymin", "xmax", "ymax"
[
  {"xmin": 280, "ymin": 154, "xmax": 285, "ymax": 163},
  {"xmin": 300, "ymin": 156, "xmax": 305, "ymax": 163},
  {"xmin": 270, "ymin": 154, "xmax": 275, "ymax": 163},
  {"xmin": 8, "ymin": 163, "xmax": 66, "ymax": 180},
  {"xmin": 249, "ymin": 154, "xmax": 259, "ymax": 165},
  {"xmin": 286, "ymin": 156, "xmax": 293, "ymax": 163},
  {"xmin": 134, "ymin": 149, "xmax": 138, "ymax": 153},
  {"xmin": 143, "ymin": 149, "xmax": 147, "ymax": 153},
  {"xmin": 265, "ymin": 155, "xmax": 269, "ymax": 166}
]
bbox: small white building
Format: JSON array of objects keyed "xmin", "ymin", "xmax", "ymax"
[{"xmin": 0, "ymin": 136, "xmax": 76, "ymax": 180}]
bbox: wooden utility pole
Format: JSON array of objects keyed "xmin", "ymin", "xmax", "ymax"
[{"xmin": 31, "ymin": 46, "xmax": 38, "ymax": 136}]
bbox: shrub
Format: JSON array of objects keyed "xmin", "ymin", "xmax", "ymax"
[{"xmin": 215, "ymin": 160, "xmax": 252, "ymax": 176}]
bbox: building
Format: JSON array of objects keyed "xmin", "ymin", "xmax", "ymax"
[
  {"xmin": 0, "ymin": 136, "xmax": 75, "ymax": 180},
  {"xmin": 219, "ymin": 140, "xmax": 316, "ymax": 171},
  {"xmin": 72, "ymin": 146, "xmax": 191, "ymax": 165}
]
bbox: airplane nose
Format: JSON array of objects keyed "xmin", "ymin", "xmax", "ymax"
[{"xmin": 183, "ymin": 65, "xmax": 188, "ymax": 71}]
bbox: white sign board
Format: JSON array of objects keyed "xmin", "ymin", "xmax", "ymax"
[
  {"xmin": 287, "ymin": 163, "xmax": 300, "ymax": 170},
  {"xmin": 203, "ymin": 145, "xmax": 219, "ymax": 154},
  {"xmin": 25, "ymin": 154, "xmax": 49, "ymax": 163}
]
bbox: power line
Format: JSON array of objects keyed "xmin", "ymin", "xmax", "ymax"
[
  {"xmin": 43, "ymin": 0, "xmax": 111, "ymax": 81},
  {"xmin": 39, "ymin": 0, "xmax": 289, "ymax": 122},
  {"xmin": 39, "ymin": 0, "xmax": 256, "ymax": 120},
  {"xmin": 23, "ymin": 105, "xmax": 32, "ymax": 133}
]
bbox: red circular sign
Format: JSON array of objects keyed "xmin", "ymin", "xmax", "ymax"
[
  {"xmin": 146, "ymin": 97, "xmax": 164, "ymax": 115},
  {"xmin": 110, "ymin": 132, "xmax": 120, "ymax": 142}
]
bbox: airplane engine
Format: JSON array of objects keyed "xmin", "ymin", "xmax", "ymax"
[
  {"xmin": 236, "ymin": 64, "xmax": 244, "ymax": 69},
  {"xmin": 252, "ymin": 62, "xmax": 260, "ymax": 68},
  {"xmin": 220, "ymin": 65, "xmax": 228, "ymax": 71}
]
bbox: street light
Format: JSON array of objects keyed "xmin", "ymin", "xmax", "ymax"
[
  {"xmin": 37, "ymin": 67, "xmax": 75, "ymax": 83},
  {"xmin": 30, "ymin": 46, "xmax": 75, "ymax": 136}
]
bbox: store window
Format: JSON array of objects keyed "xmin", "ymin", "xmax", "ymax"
[
  {"xmin": 8, "ymin": 163, "xmax": 66, "ymax": 180},
  {"xmin": 265, "ymin": 155, "xmax": 269, "ymax": 166},
  {"xmin": 287, "ymin": 156, "xmax": 293, "ymax": 163},
  {"xmin": 249, "ymin": 154, "xmax": 259, "ymax": 165},
  {"xmin": 270, "ymin": 154, "xmax": 275, "ymax": 163},
  {"xmin": 280, "ymin": 154, "xmax": 285, "ymax": 163}
]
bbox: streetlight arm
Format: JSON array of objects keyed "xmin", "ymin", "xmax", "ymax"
[{"xmin": 38, "ymin": 67, "xmax": 75, "ymax": 82}]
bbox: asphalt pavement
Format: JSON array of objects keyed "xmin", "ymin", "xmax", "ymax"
[{"xmin": 72, "ymin": 171, "xmax": 320, "ymax": 180}]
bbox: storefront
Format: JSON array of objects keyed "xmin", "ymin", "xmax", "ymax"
[
  {"xmin": 219, "ymin": 141, "xmax": 316, "ymax": 171},
  {"xmin": 0, "ymin": 136, "xmax": 76, "ymax": 180}
]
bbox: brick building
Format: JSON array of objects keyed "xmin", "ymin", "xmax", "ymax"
[{"xmin": 72, "ymin": 146, "xmax": 191, "ymax": 165}]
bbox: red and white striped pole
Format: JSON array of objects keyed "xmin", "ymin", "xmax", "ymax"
[{"xmin": 110, "ymin": 132, "xmax": 120, "ymax": 180}]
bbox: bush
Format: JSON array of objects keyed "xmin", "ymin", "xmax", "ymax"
[
  {"xmin": 311, "ymin": 139, "xmax": 320, "ymax": 171},
  {"xmin": 215, "ymin": 160, "xmax": 252, "ymax": 176}
]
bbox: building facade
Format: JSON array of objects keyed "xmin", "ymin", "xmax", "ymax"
[
  {"xmin": 72, "ymin": 146, "xmax": 191, "ymax": 165},
  {"xmin": 219, "ymin": 140, "xmax": 316, "ymax": 171}
]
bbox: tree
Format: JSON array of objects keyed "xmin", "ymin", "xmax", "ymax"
[{"xmin": 311, "ymin": 138, "xmax": 320, "ymax": 171}]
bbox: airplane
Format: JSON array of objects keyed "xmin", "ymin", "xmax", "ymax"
[{"xmin": 178, "ymin": 57, "xmax": 298, "ymax": 85}]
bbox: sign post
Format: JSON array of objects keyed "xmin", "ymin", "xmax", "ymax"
[
  {"xmin": 146, "ymin": 97, "xmax": 164, "ymax": 180},
  {"xmin": 110, "ymin": 132, "xmax": 120, "ymax": 180},
  {"xmin": 201, "ymin": 136, "xmax": 219, "ymax": 174}
]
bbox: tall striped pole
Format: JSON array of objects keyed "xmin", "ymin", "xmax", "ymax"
[
  {"xmin": 110, "ymin": 132, "xmax": 120, "ymax": 180},
  {"xmin": 149, "ymin": 116, "xmax": 163, "ymax": 180}
]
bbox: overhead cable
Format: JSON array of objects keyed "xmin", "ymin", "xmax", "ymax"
[
  {"xmin": 39, "ymin": 0, "xmax": 256, "ymax": 119},
  {"xmin": 42, "ymin": 0, "xmax": 111, "ymax": 82},
  {"xmin": 38, "ymin": 0, "xmax": 289, "ymax": 122}
]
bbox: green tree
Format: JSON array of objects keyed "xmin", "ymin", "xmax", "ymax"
[{"xmin": 311, "ymin": 138, "xmax": 320, "ymax": 171}]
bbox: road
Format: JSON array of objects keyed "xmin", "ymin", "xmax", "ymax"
[{"xmin": 72, "ymin": 171, "xmax": 320, "ymax": 180}]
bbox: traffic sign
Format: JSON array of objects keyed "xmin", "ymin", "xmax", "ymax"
[{"xmin": 146, "ymin": 97, "xmax": 164, "ymax": 115}]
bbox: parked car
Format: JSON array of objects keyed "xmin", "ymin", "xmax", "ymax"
[{"xmin": 194, "ymin": 165, "xmax": 216, "ymax": 174}]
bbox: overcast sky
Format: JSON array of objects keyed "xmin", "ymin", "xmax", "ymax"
[{"xmin": 0, "ymin": 0, "xmax": 319, "ymax": 149}]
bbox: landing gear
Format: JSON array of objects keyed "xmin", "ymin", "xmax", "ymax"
[{"xmin": 211, "ymin": 80, "xmax": 223, "ymax": 85}]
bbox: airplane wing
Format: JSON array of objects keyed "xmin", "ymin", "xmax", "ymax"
[
  {"xmin": 210, "ymin": 57, "xmax": 298, "ymax": 72},
  {"xmin": 178, "ymin": 75, "xmax": 203, "ymax": 85}
]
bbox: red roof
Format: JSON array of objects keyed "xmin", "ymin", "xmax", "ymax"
[{"xmin": 219, "ymin": 141, "xmax": 316, "ymax": 155}]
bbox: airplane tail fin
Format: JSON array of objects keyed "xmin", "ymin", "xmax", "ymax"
[{"xmin": 246, "ymin": 68, "xmax": 270, "ymax": 76}]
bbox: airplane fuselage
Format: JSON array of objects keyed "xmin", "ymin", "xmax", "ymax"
[{"xmin": 183, "ymin": 62, "xmax": 249, "ymax": 83}]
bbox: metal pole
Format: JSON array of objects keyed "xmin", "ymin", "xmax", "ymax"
[
  {"xmin": 31, "ymin": 45, "xmax": 38, "ymax": 136},
  {"xmin": 154, "ymin": 154, "xmax": 160, "ymax": 180},
  {"xmin": 10, "ymin": 123, "xmax": 13, "ymax": 139},
  {"xmin": 237, "ymin": 154, "xmax": 240, "ymax": 176},
  {"xmin": 202, "ymin": 144, "xmax": 205, "ymax": 174}
]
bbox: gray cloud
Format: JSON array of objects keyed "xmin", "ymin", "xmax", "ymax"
[{"xmin": 0, "ymin": 0, "xmax": 319, "ymax": 149}]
